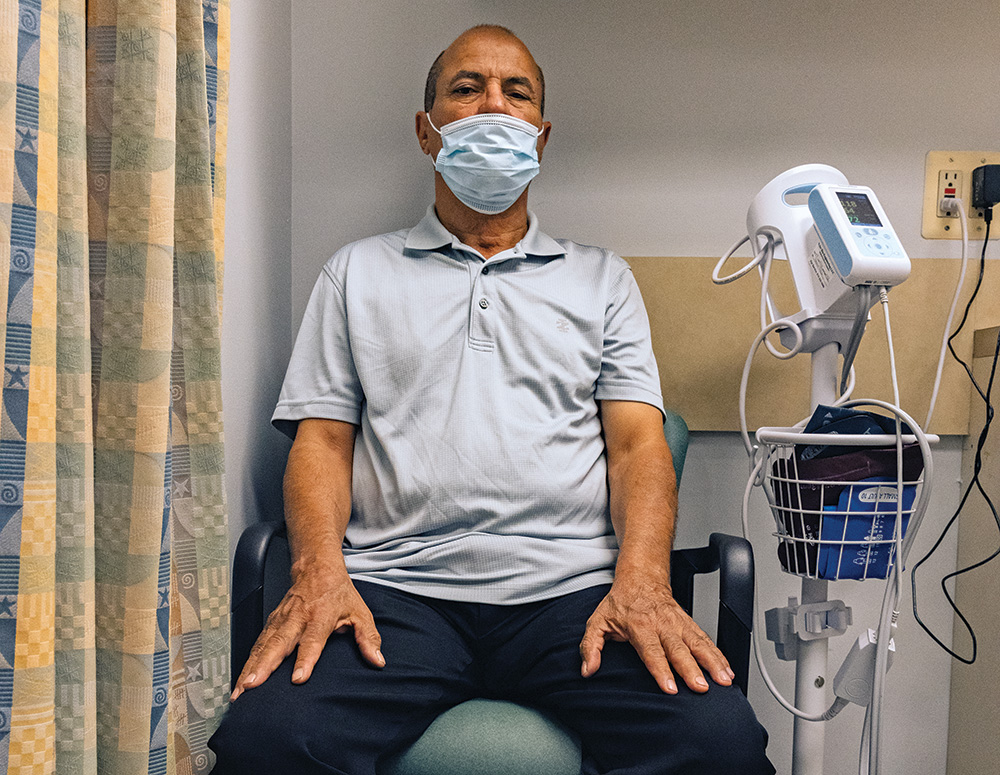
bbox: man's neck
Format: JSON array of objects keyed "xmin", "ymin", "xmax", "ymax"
[{"xmin": 434, "ymin": 182, "xmax": 530, "ymax": 259}]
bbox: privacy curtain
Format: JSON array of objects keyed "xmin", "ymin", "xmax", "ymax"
[{"xmin": 0, "ymin": 1, "xmax": 230, "ymax": 773}]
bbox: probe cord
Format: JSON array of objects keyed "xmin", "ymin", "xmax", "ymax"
[{"xmin": 866, "ymin": 289, "xmax": 907, "ymax": 775}]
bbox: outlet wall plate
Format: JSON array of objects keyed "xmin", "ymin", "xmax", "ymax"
[{"xmin": 922, "ymin": 151, "xmax": 1000, "ymax": 239}]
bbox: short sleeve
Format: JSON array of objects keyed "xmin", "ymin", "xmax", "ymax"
[
  {"xmin": 271, "ymin": 258, "xmax": 364, "ymax": 438},
  {"xmin": 594, "ymin": 265, "xmax": 665, "ymax": 415}
]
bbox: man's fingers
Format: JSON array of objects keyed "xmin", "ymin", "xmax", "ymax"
[
  {"xmin": 686, "ymin": 630, "xmax": 733, "ymax": 686},
  {"xmin": 231, "ymin": 615, "xmax": 306, "ymax": 699},
  {"xmin": 292, "ymin": 623, "xmax": 333, "ymax": 683},
  {"xmin": 579, "ymin": 620, "xmax": 608, "ymax": 678},
  {"xmin": 353, "ymin": 616, "xmax": 386, "ymax": 668},
  {"xmin": 230, "ymin": 578, "xmax": 387, "ymax": 700},
  {"xmin": 630, "ymin": 633, "xmax": 679, "ymax": 694},
  {"xmin": 662, "ymin": 634, "xmax": 710, "ymax": 693}
]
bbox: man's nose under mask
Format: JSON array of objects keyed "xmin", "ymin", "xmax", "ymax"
[{"xmin": 428, "ymin": 113, "xmax": 543, "ymax": 215}]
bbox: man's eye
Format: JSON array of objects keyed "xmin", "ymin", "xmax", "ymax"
[{"xmin": 453, "ymin": 86, "xmax": 476, "ymax": 96}]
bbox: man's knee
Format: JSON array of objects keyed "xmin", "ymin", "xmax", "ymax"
[
  {"xmin": 677, "ymin": 686, "xmax": 773, "ymax": 774},
  {"xmin": 209, "ymin": 686, "xmax": 344, "ymax": 775}
]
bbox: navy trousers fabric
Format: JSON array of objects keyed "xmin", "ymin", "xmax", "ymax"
[{"xmin": 209, "ymin": 581, "xmax": 774, "ymax": 775}]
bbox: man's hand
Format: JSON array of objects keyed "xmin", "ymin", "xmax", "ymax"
[
  {"xmin": 230, "ymin": 568, "xmax": 384, "ymax": 701},
  {"xmin": 579, "ymin": 571, "xmax": 735, "ymax": 695}
]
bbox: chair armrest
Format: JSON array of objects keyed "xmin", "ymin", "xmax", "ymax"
[
  {"xmin": 231, "ymin": 520, "xmax": 286, "ymax": 689},
  {"xmin": 710, "ymin": 532, "xmax": 753, "ymax": 696},
  {"xmin": 670, "ymin": 532, "xmax": 754, "ymax": 696}
]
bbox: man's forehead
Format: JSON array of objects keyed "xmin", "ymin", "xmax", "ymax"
[{"xmin": 440, "ymin": 31, "xmax": 540, "ymax": 81}]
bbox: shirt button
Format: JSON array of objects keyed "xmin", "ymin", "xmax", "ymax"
[
  {"xmin": 479, "ymin": 298, "xmax": 489, "ymax": 309},
  {"xmin": 482, "ymin": 266, "xmax": 490, "ymax": 275}
]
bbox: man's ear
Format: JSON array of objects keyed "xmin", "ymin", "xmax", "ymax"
[
  {"xmin": 415, "ymin": 111, "xmax": 433, "ymax": 156},
  {"xmin": 536, "ymin": 121, "xmax": 552, "ymax": 161}
]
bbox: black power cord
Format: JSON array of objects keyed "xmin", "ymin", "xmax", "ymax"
[{"xmin": 911, "ymin": 200, "xmax": 999, "ymax": 664}]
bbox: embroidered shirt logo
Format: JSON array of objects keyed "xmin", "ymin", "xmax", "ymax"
[{"xmin": 555, "ymin": 318, "xmax": 570, "ymax": 333}]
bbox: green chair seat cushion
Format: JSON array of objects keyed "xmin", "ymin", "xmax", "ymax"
[
  {"xmin": 375, "ymin": 410, "xmax": 687, "ymax": 775},
  {"xmin": 381, "ymin": 699, "xmax": 582, "ymax": 775}
]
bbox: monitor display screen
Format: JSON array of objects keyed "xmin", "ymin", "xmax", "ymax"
[{"xmin": 837, "ymin": 192, "xmax": 882, "ymax": 226}]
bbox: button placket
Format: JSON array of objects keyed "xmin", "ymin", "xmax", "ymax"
[{"xmin": 469, "ymin": 262, "xmax": 494, "ymax": 350}]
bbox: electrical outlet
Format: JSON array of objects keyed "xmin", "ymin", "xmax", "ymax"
[
  {"xmin": 922, "ymin": 151, "xmax": 1000, "ymax": 239},
  {"xmin": 936, "ymin": 170, "xmax": 962, "ymax": 217}
]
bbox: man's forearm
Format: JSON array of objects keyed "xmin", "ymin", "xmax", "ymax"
[
  {"xmin": 282, "ymin": 419, "xmax": 357, "ymax": 580},
  {"xmin": 582, "ymin": 400, "xmax": 733, "ymax": 694},
  {"xmin": 602, "ymin": 404, "xmax": 678, "ymax": 582}
]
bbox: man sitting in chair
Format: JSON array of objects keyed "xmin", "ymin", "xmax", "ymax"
[{"xmin": 209, "ymin": 25, "xmax": 773, "ymax": 775}]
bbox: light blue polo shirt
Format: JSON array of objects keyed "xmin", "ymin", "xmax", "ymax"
[{"xmin": 273, "ymin": 207, "xmax": 664, "ymax": 604}]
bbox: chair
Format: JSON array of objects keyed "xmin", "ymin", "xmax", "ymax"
[{"xmin": 230, "ymin": 410, "xmax": 755, "ymax": 775}]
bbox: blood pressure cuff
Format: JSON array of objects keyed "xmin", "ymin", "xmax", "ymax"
[
  {"xmin": 796, "ymin": 404, "xmax": 914, "ymax": 461},
  {"xmin": 771, "ymin": 405, "xmax": 923, "ymax": 577}
]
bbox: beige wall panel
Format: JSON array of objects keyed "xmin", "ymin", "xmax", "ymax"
[
  {"xmin": 974, "ymin": 271, "xmax": 1000, "ymax": 329},
  {"xmin": 628, "ymin": 257, "xmax": 975, "ymax": 434},
  {"xmin": 947, "ymin": 339, "xmax": 1000, "ymax": 774}
]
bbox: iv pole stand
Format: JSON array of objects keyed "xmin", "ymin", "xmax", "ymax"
[{"xmin": 791, "ymin": 341, "xmax": 839, "ymax": 775}]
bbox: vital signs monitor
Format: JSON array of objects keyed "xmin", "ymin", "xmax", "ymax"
[{"xmin": 807, "ymin": 184, "xmax": 910, "ymax": 288}]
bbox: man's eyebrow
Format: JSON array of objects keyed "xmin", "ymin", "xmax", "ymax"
[{"xmin": 448, "ymin": 70, "xmax": 486, "ymax": 85}]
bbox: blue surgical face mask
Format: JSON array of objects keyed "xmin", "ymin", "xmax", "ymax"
[{"xmin": 428, "ymin": 113, "xmax": 543, "ymax": 215}]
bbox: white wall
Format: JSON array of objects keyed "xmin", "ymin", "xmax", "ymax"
[
  {"xmin": 289, "ymin": 0, "xmax": 995, "ymax": 323},
  {"xmin": 222, "ymin": 0, "xmax": 294, "ymax": 547},
  {"xmin": 222, "ymin": 0, "xmax": 999, "ymax": 772}
]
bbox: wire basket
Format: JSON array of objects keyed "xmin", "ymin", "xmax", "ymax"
[{"xmin": 756, "ymin": 427, "xmax": 930, "ymax": 581}]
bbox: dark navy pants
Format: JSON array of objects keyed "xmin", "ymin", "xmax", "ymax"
[{"xmin": 209, "ymin": 581, "xmax": 774, "ymax": 775}]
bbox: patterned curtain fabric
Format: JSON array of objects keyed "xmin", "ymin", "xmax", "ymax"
[{"xmin": 0, "ymin": 1, "xmax": 231, "ymax": 773}]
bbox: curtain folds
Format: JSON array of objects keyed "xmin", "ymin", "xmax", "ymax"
[{"xmin": 0, "ymin": 1, "xmax": 231, "ymax": 773}]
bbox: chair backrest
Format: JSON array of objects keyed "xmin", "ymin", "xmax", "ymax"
[{"xmin": 663, "ymin": 408, "xmax": 689, "ymax": 486}]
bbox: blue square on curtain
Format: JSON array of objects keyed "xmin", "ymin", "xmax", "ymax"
[
  {"xmin": 0, "ymin": 504, "xmax": 22, "ymax": 539},
  {"xmin": 0, "ymin": 666, "xmax": 13, "ymax": 721},
  {"xmin": 2, "ymin": 381, "xmax": 31, "ymax": 436},
  {"xmin": 203, "ymin": 22, "xmax": 218, "ymax": 66},
  {"xmin": 13, "ymin": 150, "xmax": 37, "ymax": 206},
  {"xmin": 15, "ymin": 84, "xmax": 39, "ymax": 131},
  {"xmin": 9, "ymin": 204, "xmax": 36, "ymax": 248},
  {"xmin": 0, "ymin": 557, "xmax": 20, "ymax": 596},
  {"xmin": 3, "ymin": 324, "xmax": 32, "ymax": 364},
  {"xmin": 16, "ymin": 0, "xmax": 42, "ymax": 59},
  {"xmin": 0, "ymin": 442, "xmax": 26, "ymax": 481}
]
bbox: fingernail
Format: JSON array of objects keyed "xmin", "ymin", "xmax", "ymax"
[
  {"xmin": 230, "ymin": 687, "xmax": 241, "ymax": 701},
  {"xmin": 695, "ymin": 676, "xmax": 709, "ymax": 689},
  {"xmin": 376, "ymin": 650, "xmax": 385, "ymax": 667},
  {"xmin": 666, "ymin": 679, "xmax": 677, "ymax": 693},
  {"xmin": 245, "ymin": 673, "xmax": 256, "ymax": 687},
  {"xmin": 727, "ymin": 667, "xmax": 736, "ymax": 680},
  {"xmin": 292, "ymin": 669, "xmax": 304, "ymax": 682}
]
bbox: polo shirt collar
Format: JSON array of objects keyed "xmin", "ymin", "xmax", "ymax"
[{"xmin": 404, "ymin": 205, "xmax": 566, "ymax": 259}]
